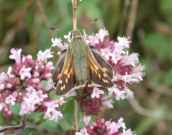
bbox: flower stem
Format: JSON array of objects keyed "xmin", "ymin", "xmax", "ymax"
[
  {"xmin": 74, "ymin": 100, "xmax": 79, "ymax": 131},
  {"xmin": 72, "ymin": 0, "xmax": 78, "ymax": 31}
]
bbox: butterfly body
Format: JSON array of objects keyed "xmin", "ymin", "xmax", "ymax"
[
  {"xmin": 70, "ymin": 37, "xmax": 90, "ymax": 84},
  {"xmin": 54, "ymin": 31, "xmax": 113, "ymax": 93}
]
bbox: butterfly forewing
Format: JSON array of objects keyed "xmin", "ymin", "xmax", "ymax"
[
  {"xmin": 87, "ymin": 47, "xmax": 113, "ymax": 87},
  {"xmin": 54, "ymin": 49, "xmax": 75, "ymax": 93}
]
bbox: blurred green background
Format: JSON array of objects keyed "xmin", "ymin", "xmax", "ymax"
[{"xmin": 0, "ymin": 0, "xmax": 172, "ymax": 135}]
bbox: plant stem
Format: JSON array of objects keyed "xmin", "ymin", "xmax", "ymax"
[
  {"xmin": 71, "ymin": 0, "xmax": 79, "ymax": 131},
  {"xmin": 72, "ymin": 0, "xmax": 78, "ymax": 31},
  {"xmin": 0, "ymin": 116, "xmax": 26, "ymax": 133},
  {"xmin": 74, "ymin": 100, "xmax": 79, "ymax": 130}
]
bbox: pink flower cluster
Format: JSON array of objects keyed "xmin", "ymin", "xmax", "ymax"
[
  {"xmin": 52, "ymin": 29, "xmax": 144, "ymax": 101},
  {"xmin": 0, "ymin": 29, "xmax": 143, "ymax": 135},
  {"xmin": 86, "ymin": 29, "xmax": 144, "ymax": 100},
  {"xmin": 76, "ymin": 118, "xmax": 135, "ymax": 135},
  {"xmin": 0, "ymin": 48, "xmax": 64, "ymax": 121},
  {"xmin": 51, "ymin": 28, "xmax": 144, "ymax": 116}
]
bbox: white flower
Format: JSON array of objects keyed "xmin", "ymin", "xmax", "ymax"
[
  {"xmin": 5, "ymin": 95, "xmax": 16, "ymax": 106},
  {"xmin": 20, "ymin": 87, "xmax": 47, "ymax": 115},
  {"xmin": 0, "ymin": 72, "xmax": 8, "ymax": 90},
  {"xmin": 75, "ymin": 128, "xmax": 89, "ymax": 135},
  {"xmin": 0, "ymin": 84, "xmax": 5, "ymax": 91},
  {"xmin": 112, "ymin": 37, "xmax": 130, "ymax": 56},
  {"xmin": 0, "ymin": 103, "xmax": 5, "ymax": 111},
  {"xmin": 91, "ymin": 87, "xmax": 104, "ymax": 99},
  {"xmin": 42, "ymin": 79, "xmax": 54, "ymax": 91},
  {"xmin": 19, "ymin": 66, "xmax": 32, "ymax": 80},
  {"xmin": 44, "ymin": 100, "xmax": 63, "ymax": 122},
  {"xmin": 7, "ymin": 66, "xmax": 14, "ymax": 77},
  {"xmin": 116, "ymin": 65, "xmax": 144, "ymax": 84},
  {"xmin": 86, "ymin": 28, "xmax": 108, "ymax": 46},
  {"xmin": 96, "ymin": 28, "xmax": 109, "ymax": 42},
  {"xmin": 37, "ymin": 49, "xmax": 53, "ymax": 61},
  {"xmin": 51, "ymin": 38, "xmax": 67, "ymax": 50},
  {"xmin": 83, "ymin": 115, "xmax": 91, "ymax": 126},
  {"xmin": 106, "ymin": 117, "xmax": 131, "ymax": 135},
  {"xmin": 117, "ymin": 118, "xmax": 126, "ymax": 131},
  {"xmin": 102, "ymin": 98, "xmax": 113, "ymax": 108},
  {"xmin": 86, "ymin": 35, "xmax": 99, "ymax": 46},
  {"xmin": 106, "ymin": 121, "xmax": 121, "ymax": 134},
  {"xmin": 51, "ymin": 38, "xmax": 62, "ymax": 47},
  {"xmin": 44, "ymin": 109, "xmax": 63, "ymax": 122},
  {"xmin": 0, "ymin": 72, "xmax": 8, "ymax": 82},
  {"xmin": 0, "ymin": 127, "xmax": 5, "ymax": 135},
  {"xmin": 57, "ymin": 97, "xmax": 65, "ymax": 105},
  {"xmin": 116, "ymin": 37, "xmax": 130, "ymax": 49},
  {"xmin": 108, "ymin": 85, "xmax": 133, "ymax": 100},
  {"xmin": 9, "ymin": 48, "xmax": 22, "ymax": 63},
  {"xmin": 64, "ymin": 32, "xmax": 72, "ymax": 42},
  {"xmin": 121, "ymin": 53, "xmax": 139, "ymax": 66},
  {"xmin": 122, "ymin": 129, "xmax": 135, "ymax": 135}
]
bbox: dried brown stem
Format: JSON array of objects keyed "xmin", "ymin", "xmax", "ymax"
[
  {"xmin": 128, "ymin": 97, "xmax": 172, "ymax": 120},
  {"xmin": 0, "ymin": 117, "xmax": 26, "ymax": 133},
  {"xmin": 126, "ymin": 0, "xmax": 139, "ymax": 38}
]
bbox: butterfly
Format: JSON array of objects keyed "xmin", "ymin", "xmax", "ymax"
[{"xmin": 53, "ymin": 31, "xmax": 113, "ymax": 93}]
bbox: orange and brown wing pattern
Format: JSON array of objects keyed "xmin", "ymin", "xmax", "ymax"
[
  {"xmin": 87, "ymin": 48, "xmax": 113, "ymax": 87},
  {"xmin": 54, "ymin": 50, "xmax": 75, "ymax": 93}
]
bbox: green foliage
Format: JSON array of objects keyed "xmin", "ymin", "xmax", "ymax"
[{"xmin": 144, "ymin": 33, "xmax": 172, "ymax": 61}]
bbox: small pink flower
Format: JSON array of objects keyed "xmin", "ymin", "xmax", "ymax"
[
  {"xmin": 91, "ymin": 87, "xmax": 104, "ymax": 99},
  {"xmin": 77, "ymin": 118, "xmax": 135, "ymax": 135},
  {"xmin": 0, "ymin": 72, "xmax": 8, "ymax": 90},
  {"xmin": 5, "ymin": 95, "xmax": 16, "ymax": 106},
  {"xmin": 9, "ymin": 48, "xmax": 22, "ymax": 64},
  {"xmin": 51, "ymin": 37, "xmax": 67, "ymax": 50},
  {"xmin": 0, "ymin": 103, "xmax": 5, "ymax": 111},
  {"xmin": 20, "ymin": 87, "xmax": 47, "ymax": 115},
  {"xmin": 83, "ymin": 115, "xmax": 91, "ymax": 126},
  {"xmin": 76, "ymin": 128, "xmax": 89, "ymax": 135},
  {"xmin": 108, "ymin": 85, "xmax": 133, "ymax": 100},
  {"xmin": 120, "ymin": 53, "xmax": 139, "ymax": 67},
  {"xmin": 19, "ymin": 66, "xmax": 32, "ymax": 80},
  {"xmin": 102, "ymin": 97, "xmax": 113, "ymax": 109},
  {"xmin": 37, "ymin": 49, "xmax": 53, "ymax": 61},
  {"xmin": 116, "ymin": 37, "xmax": 130, "ymax": 50},
  {"xmin": 95, "ymin": 28, "xmax": 109, "ymax": 42},
  {"xmin": 44, "ymin": 100, "xmax": 63, "ymax": 121}
]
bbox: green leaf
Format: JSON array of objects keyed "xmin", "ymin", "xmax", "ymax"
[
  {"xmin": 164, "ymin": 69, "xmax": 172, "ymax": 86},
  {"xmin": 27, "ymin": 112, "xmax": 43, "ymax": 123},
  {"xmin": 0, "ymin": 113, "xmax": 4, "ymax": 125},
  {"xmin": 40, "ymin": 120, "xmax": 62, "ymax": 132},
  {"xmin": 144, "ymin": 33, "xmax": 172, "ymax": 61},
  {"xmin": 59, "ymin": 99, "xmax": 75, "ymax": 131},
  {"xmin": 48, "ymin": 91, "xmax": 61, "ymax": 99},
  {"xmin": 22, "ymin": 128, "xmax": 39, "ymax": 135},
  {"xmin": 11, "ymin": 103, "xmax": 20, "ymax": 115}
]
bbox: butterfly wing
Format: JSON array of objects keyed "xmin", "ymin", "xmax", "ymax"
[
  {"xmin": 87, "ymin": 48, "xmax": 113, "ymax": 87},
  {"xmin": 54, "ymin": 49, "xmax": 75, "ymax": 93}
]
